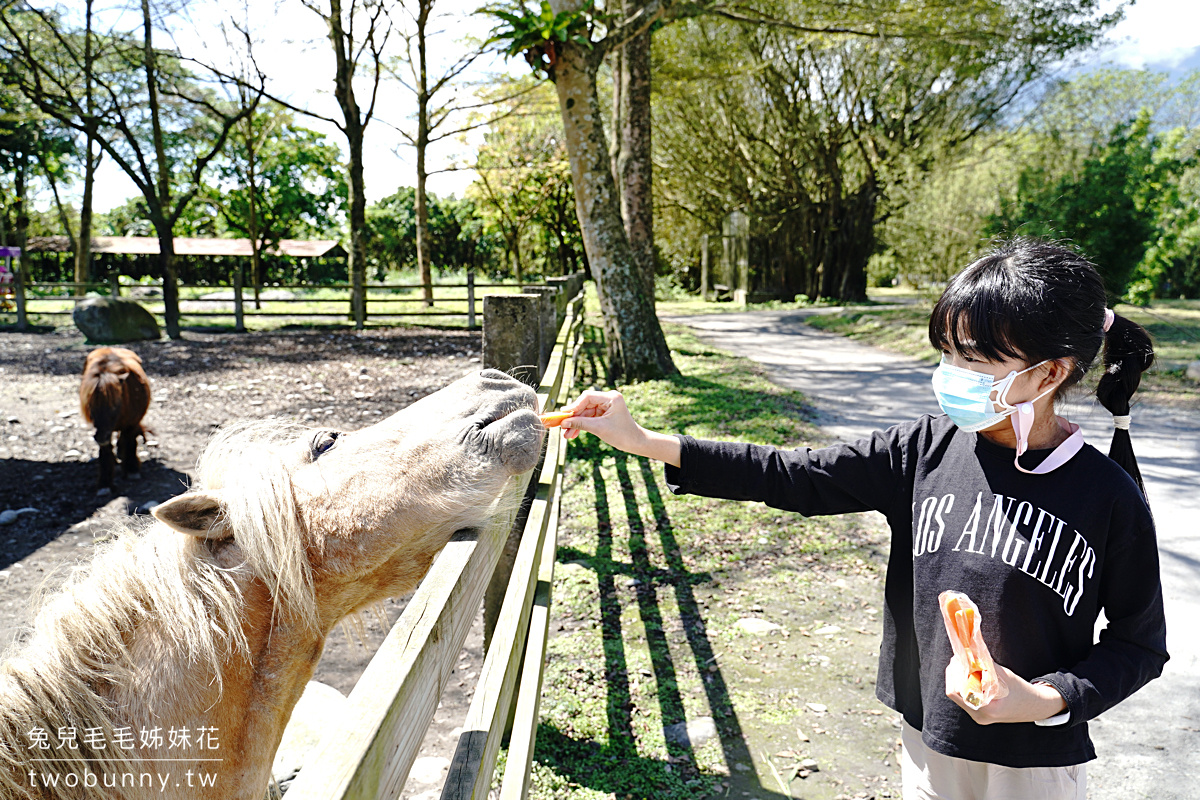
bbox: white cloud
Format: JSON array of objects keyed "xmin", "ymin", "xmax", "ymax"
[{"xmin": 1093, "ymin": 0, "xmax": 1200, "ymax": 69}]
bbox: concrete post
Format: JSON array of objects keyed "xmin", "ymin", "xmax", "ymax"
[
  {"xmin": 482, "ymin": 293, "xmax": 543, "ymax": 387},
  {"xmin": 546, "ymin": 276, "xmax": 570, "ymax": 328},
  {"xmin": 521, "ymin": 286, "xmax": 559, "ymax": 374},
  {"xmin": 481, "ymin": 292, "xmax": 546, "ymax": 651}
]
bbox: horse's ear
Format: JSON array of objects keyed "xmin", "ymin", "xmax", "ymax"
[{"xmin": 152, "ymin": 490, "xmax": 233, "ymax": 541}]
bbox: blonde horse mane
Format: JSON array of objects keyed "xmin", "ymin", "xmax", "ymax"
[
  {"xmin": 0, "ymin": 421, "xmax": 321, "ymax": 799},
  {"xmin": 0, "ymin": 414, "xmax": 527, "ymax": 799}
]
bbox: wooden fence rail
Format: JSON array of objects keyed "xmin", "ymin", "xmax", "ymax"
[
  {"xmin": 283, "ymin": 287, "xmax": 586, "ymax": 800},
  {"xmin": 3, "ymin": 272, "xmax": 587, "ymax": 330}
]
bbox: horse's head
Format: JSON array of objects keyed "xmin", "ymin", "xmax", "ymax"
[{"xmin": 152, "ymin": 369, "xmax": 544, "ymax": 629}]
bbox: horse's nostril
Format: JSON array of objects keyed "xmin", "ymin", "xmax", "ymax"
[{"xmin": 479, "ymin": 368, "xmax": 511, "ymax": 382}]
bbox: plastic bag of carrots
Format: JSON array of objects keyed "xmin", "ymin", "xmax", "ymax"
[{"xmin": 938, "ymin": 591, "xmax": 1008, "ymax": 710}]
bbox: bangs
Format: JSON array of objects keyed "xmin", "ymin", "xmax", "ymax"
[{"xmin": 928, "ymin": 258, "xmax": 1030, "ymax": 363}]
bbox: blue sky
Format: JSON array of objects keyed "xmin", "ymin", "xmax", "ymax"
[{"xmin": 83, "ymin": 0, "xmax": 1200, "ymax": 216}]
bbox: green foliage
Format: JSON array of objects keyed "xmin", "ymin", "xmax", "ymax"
[
  {"xmin": 986, "ymin": 112, "xmax": 1193, "ymax": 298},
  {"xmin": 213, "ymin": 106, "xmax": 347, "ymax": 244},
  {"xmin": 482, "ymin": 0, "xmax": 594, "ymax": 73},
  {"xmin": 652, "ymin": 0, "xmax": 1116, "ymax": 302},
  {"xmin": 366, "ymin": 189, "xmax": 504, "ymax": 279},
  {"xmin": 467, "ymin": 79, "xmax": 584, "ymax": 281},
  {"xmin": 879, "ymin": 68, "xmax": 1200, "ymax": 298}
]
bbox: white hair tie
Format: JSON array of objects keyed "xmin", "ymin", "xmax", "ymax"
[{"xmin": 1113, "ymin": 415, "xmax": 1131, "ymax": 430}]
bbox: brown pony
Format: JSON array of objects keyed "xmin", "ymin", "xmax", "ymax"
[{"xmin": 80, "ymin": 347, "xmax": 152, "ymax": 491}]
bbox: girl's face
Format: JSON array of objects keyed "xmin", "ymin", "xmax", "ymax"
[{"xmin": 939, "ymin": 344, "xmax": 1062, "ymax": 433}]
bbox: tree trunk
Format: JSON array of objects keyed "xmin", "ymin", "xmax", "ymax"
[
  {"xmin": 13, "ymin": 152, "xmax": 29, "ymax": 330},
  {"xmin": 75, "ymin": 0, "xmax": 96, "ymax": 296},
  {"xmin": 154, "ymin": 225, "xmax": 180, "ymax": 339},
  {"xmin": 76, "ymin": 140, "xmax": 96, "ymax": 293},
  {"xmin": 616, "ymin": 1, "xmax": 655, "ymax": 299},
  {"xmin": 347, "ymin": 134, "xmax": 367, "ymax": 327},
  {"xmin": 550, "ymin": 42, "xmax": 676, "ymax": 382},
  {"xmin": 142, "ymin": 0, "xmax": 180, "ymax": 339},
  {"xmin": 835, "ymin": 180, "xmax": 876, "ymax": 302},
  {"xmin": 510, "ymin": 234, "xmax": 523, "ymax": 284},
  {"xmin": 327, "ymin": 0, "xmax": 367, "ymax": 328},
  {"xmin": 246, "ymin": 117, "xmax": 262, "ymax": 322},
  {"xmin": 415, "ymin": 0, "xmax": 434, "ymax": 306}
]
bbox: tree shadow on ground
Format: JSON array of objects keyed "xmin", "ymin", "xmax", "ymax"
[
  {"xmin": 0, "ymin": 457, "xmax": 191, "ymax": 570},
  {"xmin": 539, "ymin": 452, "xmax": 793, "ymax": 799}
]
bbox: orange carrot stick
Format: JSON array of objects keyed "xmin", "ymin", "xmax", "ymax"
[{"xmin": 539, "ymin": 411, "xmax": 574, "ymax": 427}]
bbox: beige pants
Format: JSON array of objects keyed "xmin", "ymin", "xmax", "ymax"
[{"xmin": 901, "ymin": 721, "xmax": 1086, "ymax": 800}]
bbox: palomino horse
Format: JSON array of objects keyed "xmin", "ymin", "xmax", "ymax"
[
  {"xmin": 79, "ymin": 346, "xmax": 152, "ymax": 491},
  {"xmin": 0, "ymin": 369, "xmax": 544, "ymax": 800}
]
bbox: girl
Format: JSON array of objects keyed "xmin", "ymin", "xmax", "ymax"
[{"xmin": 556, "ymin": 239, "xmax": 1167, "ymax": 800}]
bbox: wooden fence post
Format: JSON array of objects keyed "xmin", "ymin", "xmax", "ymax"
[
  {"xmin": 700, "ymin": 234, "xmax": 710, "ymax": 302},
  {"xmin": 467, "ymin": 269, "xmax": 476, "ymax": 330},
  {"xmin": 233, "ymin": 262, "xmax": 245, "ymax": 333},
  {"xmin": 13, "ymin": 249, "xmax": 28, "ymax": 330}
]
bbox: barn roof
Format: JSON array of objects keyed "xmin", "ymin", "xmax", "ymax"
[{"xmin": 25, "ymin": 236, "xmax": 346, "ymax": 258}]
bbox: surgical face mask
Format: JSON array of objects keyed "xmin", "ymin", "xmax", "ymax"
[
  {"xmin": 932, "ymin": 357, "xmax": 1085, "ymax": 475},
  {"xmin": 931, "ymin": 358, "xmax": 1053, "ymax": 434}
]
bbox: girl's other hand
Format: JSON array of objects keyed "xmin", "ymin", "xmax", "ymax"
[{"xmin": 945, "ymin": 662, "xmax": 1067, "ymax": 725}]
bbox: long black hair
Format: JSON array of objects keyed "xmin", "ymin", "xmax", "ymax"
[{"xmin": 928, "ymin": 238, "xmax": 1155, "ymax": 494}]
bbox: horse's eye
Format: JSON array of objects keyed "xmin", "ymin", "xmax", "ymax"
[{"xmin": 310, "ymin": 431, "xmax": 340, "ymax": 459}]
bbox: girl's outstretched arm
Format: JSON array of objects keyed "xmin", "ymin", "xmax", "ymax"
[{"xmin": 557, "ymin": 390, "xmax": 682, "ymax": 467}]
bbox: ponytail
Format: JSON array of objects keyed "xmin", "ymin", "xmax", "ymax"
[{"xmin": 1095, "ymin": 311, "xmax": 1155, "ymax": 496}]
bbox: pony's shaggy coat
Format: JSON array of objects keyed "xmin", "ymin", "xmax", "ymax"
[
  {"xmin": 0, "ymin": 370, "xmax": 542, "ymax": 799},
  {"xmin": 79, "ymin": 347, "xmax": 151, "ymax": 490}
]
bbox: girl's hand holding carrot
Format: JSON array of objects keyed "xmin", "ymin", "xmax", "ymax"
[{"xmin": 551, "ymin": 390, "xmax": 683, "ymax": 467}]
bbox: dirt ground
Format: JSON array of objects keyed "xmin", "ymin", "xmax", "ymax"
[{"xmin": 0, "ymin": 323, "xmax": 490, "ymax": 795}]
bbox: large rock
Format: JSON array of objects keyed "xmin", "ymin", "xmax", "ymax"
[
  {"xmin": 72, "ymin": 296, "xmax": 160, "ymax": 343},
  {"xmin": 1187, "ymin": 360, "xmax": 1200, "ymax": 382}
]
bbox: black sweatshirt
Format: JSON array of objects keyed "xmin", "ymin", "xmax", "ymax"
[{"xmin": 664, "ymin": 414, "xmax": 1168, "ymax": 768}]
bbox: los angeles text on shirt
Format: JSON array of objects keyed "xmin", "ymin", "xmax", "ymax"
[{"xmin": 913, "ymin": 491, "xmax": 1096, "ymax": 617}]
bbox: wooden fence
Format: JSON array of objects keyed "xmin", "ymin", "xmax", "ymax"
[
  {"xmin": 283, "ymin": 285, "xmax": 587, "ymax": 800},
  {"xmin": 2, "ymin": 271, "xmax": 586, "ymax": 330}
]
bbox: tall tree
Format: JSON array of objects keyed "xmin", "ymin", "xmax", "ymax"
[
  {"xmin": 296, "ymin": 0, "xmax": 392, "ymax": 328},
  {"xmin": 74, "ymin": 0, "xmax": 100, "ymax": 295},
  {"xmin": 486, "ymin": 0, "xmax": 1121, "ymax": 377},
  {"xmin": 392, "ymin": 0, "xmax": 469, "ymax": 304},
  {"xmin": 610, "ymin": 0, "xmax": 655, "ymax": 297},
  {"xmin": 389, "ymin": 4, "xmax": 533, "ymax": 303},
  {"xmin": 652, "ymin": 2, "xmax": 1122, "ymax": 301},
  {"xmin": 485, "ymin": 0, "xmax": 678, "ymax": 381},
  {"xmin": 1, "ymin": 1, "xmax": 262, "ymax": 338}
]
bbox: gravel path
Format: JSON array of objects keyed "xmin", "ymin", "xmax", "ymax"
[{"xmin": 668, "ymin": 308, "xmax": 1200, "ymax": 800}]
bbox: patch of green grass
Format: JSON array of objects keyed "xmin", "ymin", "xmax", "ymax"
[
  {"xmin": 1115, "ymin": 300, "xmax": 1200, "ymax": 367},
  {"xmin": 526, "ymin": 321, "xmax": 893, "ymax": 800},
  {"xmin": 807, "ymin": 303, "xmax": 938, "ymax": 362}
]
